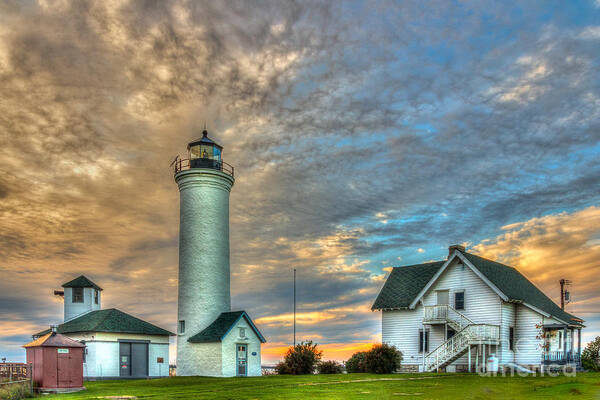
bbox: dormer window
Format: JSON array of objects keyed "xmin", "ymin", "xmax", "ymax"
[
  {"xmin": 72, "ymin": 287, "xmax": 84, "ymax": 303},
  {"xmin": 94, "ymin": 289, "xmax": 99, "ymax": 304}
]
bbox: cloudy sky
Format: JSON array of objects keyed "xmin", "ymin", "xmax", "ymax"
[{"xmin": 1, "ymin": 0, "xmax": 599, "ymax": 364}]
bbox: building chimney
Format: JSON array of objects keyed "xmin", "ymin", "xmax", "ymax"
[{"xmin": 448, "ymin": 244, "xmax": 465, "ymax": 258}]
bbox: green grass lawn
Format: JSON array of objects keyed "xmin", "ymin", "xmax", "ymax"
[{"xmin": 45, "ymin": 372, "xmax": 600, "ymax": 400}]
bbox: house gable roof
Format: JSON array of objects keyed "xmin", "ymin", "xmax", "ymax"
[
  {"xmin": 371, "ymin": 261, "xmax": 445, "ymax": 310},
  {"xmin": 35, "ymin": 308, "xmax": 174, "ymax": 337},
  {"xmin": 372, "ymin": 250, "xmax": 584, "ymax": 327},
  {"xmin": 460, "ymin": 252, "xmax": 582, "ymax": 326},
  {"xmin": 62, "ymin": 275, "xmax": 103, "ymax": 291},
  {"xmin": 188, "ymin": 311, "xmax": 266, "ymax": 343}
]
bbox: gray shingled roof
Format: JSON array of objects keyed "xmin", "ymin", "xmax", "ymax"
[
  {"xmin": 35, "ymin": 308, "xmax": 173, "ymax": 337},
  {"xmin": 372, "ymin": 251, "xmax": 583, "ymax": 326},
  {"xmin": 460, "ymin": 252, "xmax": 583, "ymax": 326},
  {"xmin": 188, "ymin": 311, "xmax": 266, "ymax": 343},
  {"xmin": 372, "ymin": 261, "xmax": 445, "ymax": 310},
  {"xmin": 62, "ymin": 275, "xmax": 103, "ymax": 291}
]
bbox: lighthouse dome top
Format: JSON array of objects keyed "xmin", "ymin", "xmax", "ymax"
[
  {"xmin": 188, "ymin": 129, "xmax": 223, "ymax": 150},
  {"xmin": 173, "ymin": 128, "xmax": 234, "ymax": 177}
]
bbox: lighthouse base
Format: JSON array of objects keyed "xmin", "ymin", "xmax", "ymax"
[{"xmin": 176, "ymin": 311, "xmax": 265, "ymax": 377}]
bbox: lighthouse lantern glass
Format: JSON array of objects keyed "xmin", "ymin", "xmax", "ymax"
[{"xmin": 189, "ymin": 144, "xmax": 221, "ymax": 161}]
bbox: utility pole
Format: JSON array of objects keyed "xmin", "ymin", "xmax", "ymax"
[
  {"xmin": 560, "ymin": 279, "xmax": 565, "ymax": 310},
  {"xmin": 293, "ymin": 268, "xmax": 296, "ymax": 347},
  {"xmin": 560, "ymin": 279, "xmax": 572, "ymax": 310}
]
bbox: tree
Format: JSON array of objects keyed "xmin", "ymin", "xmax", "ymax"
[
  {"xmin": 276, "ymin": 341, "xmax": 323, "ymax": 375},
  {"xmin": 317, "ymin": 360, "xmax": 343, "ymax": 374},
  {"xmin": 581, "ymin": 336, "xmax": 600, "ymax": 372}
]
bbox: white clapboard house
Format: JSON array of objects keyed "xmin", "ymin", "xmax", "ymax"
[
  {"xmin": 372, "ymin": 245, "xmax": 584, "ymax": 372},
  {"xmin": 34, "ymin": 276, "xmax": 173, "ymax": 379}
]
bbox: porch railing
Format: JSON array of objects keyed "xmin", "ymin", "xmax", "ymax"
[
  {"xmin": 543, "ymin": 351, "xmax": 581, "ymax": 364},
  {"xmin": 423, "ymin": 304, "xmax": 473, "ymax": 330}
]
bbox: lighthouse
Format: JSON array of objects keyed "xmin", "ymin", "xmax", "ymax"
[{"xmin": 174, "ymin": 128, "xmax": 265, "ymax": 377}]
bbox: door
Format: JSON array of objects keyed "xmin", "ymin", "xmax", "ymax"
[
  {"xmin": 57, "ymin": 351, "xmax": 71, "ymax": 387},
  {"xmin": 120, "ymin": 342, "xmax": 148, "ymax": 377},
  {"xmin": 447, "ymin": 327, "xmax": 456, "ymax": 340},
  {"xmin": 131, "ymin": 343, "xmax": 149, "ymax": 377},
  {"xmin": 119, "ymin": 342, "xmax": 131, "ymax": 377},
  {"xmin": 436, "ymin": 290, "xmax": 449, "ymax": 305},
  {"xmin": 236, "ymin": 344, "xmax": 247, "ymax": 376}
]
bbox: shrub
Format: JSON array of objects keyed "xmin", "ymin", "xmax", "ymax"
[
  {"xmin": 276, "ymin": 341, "xmax": 323, "ymax": 375},
  {"xmin": 346, "ymin": 344, "xmax": 402, "ymax": 374},
  {"xmin": 345, "ymin": 351, "xmax": 368, "ymax": 373},
  {"xmin": 0, "ymin": 382, "xmax": 33, "ymax": 400},
  {"xmin": 582, "ymin": 336, "xmax": 600, "ymax": 372},
  {"xmin": 364, "ymin": 343, "xmax": 402, "ymax": 374},
  {"xmin": 317, "ymin": 360, "xmax": 343, "ymax": 374}
]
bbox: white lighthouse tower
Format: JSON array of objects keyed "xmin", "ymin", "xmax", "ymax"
[{"xmin": 174, "ymin": 129, "xmax": 265, "ymax": 377}]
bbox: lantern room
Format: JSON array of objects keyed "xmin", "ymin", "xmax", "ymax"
[{"xmin": 188, "ymin": 129, "xmax": 223, "ymax": 170}]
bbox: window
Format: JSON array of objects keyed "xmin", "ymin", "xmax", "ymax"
[
  {"xmin": 419, "ymin": 329, "xmax": 429, "ymax": 353},
  {"xmin": 557, "ymin": 330, "xmax": 563, "ymax": 350},
  {"xmin": 72, "ymin": 287, "xmax": 84, "ymax": 303},
  {"xmin": 454, "ymin": 291, "xmax": 465, "ymax": 310},
  {"xmin": 509, "ymin": 327, "xmax": 514, "ymax": 351},
  {"xmin": 94, "ymin": 289, "xmax": 99, "ymax": 305},
  {"xmin": 239, "ymin": 328, "xmax": 246, "ymax": 338},
  {"xmin": 81, "ymin": 341, "xmax": 87, "ymax": 363},
  {"xmin": 178, "ymin": 320, "xmax": 185, "ymax": 334}
]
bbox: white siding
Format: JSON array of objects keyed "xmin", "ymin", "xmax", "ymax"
[
  {"xmin": 499, "ymin": 302, "xmax": 515, "ymax": 364},
  {"xmin": 221, "ymin": 318, "xmax": 262, "ymax": 377},
  {"xmin": 382, "ymin": 308, "xmax": 425, "ymax": 366},
  {"xmin": 515, "ymin": 304, "xmax": 544, "ymax": 365},
  {"xmin": 64, "ymin": 287, "xmax": 100, "ymax": 322},
  {"xmin": 185, "ymin": 342, "xmax": 223, "ymax": 377},
  {"xmin": 422, "ymin": 259, "xmax": 501, "ymax": 325},
  {"xmin": 149, "ymin": 343, "xmax": 170, "ymax": 377},
  {"xmin": 65, "ymin": 332, "xmax": 171, "ymax": 378}
]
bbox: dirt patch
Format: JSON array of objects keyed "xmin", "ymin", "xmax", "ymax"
[{"xmin": 299, "ymin": 376, "xmax": 448, "ymax": 386}]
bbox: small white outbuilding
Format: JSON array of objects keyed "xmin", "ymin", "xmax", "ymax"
[
  {"xmin": 34, "ymin": 275, "xmax": 173, "ymax": 379},
  {"xmin": 184, "ymin": 311, "xmax": 266, "ymax": 377}
]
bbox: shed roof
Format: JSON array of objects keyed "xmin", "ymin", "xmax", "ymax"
[
  {"xmin": 372, "ymin": 250, "xmax": 583, "ymax": 326},
  {"xmin": 62, "ymin": 275, "xmax": 103, "ymax": 291},
  {"xmin": 35, "ymin": 308, "xmax": 174, "ymax": 337},
  {"xmin": 24, "ymin": 332, "xmax": 85, "ymax": 348},
  {"xmin": 188, "ymin": 311, "xmax": 266, "ymax": 343}
]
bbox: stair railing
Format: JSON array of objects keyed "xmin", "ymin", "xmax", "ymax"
[{"xmin": 424, "ymin": 324, "xmax": 499, "ymax": 371}]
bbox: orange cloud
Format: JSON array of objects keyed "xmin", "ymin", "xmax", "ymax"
[{"xmin": 471, "ymin": 205, "xmax": 600, "ymax": 344}]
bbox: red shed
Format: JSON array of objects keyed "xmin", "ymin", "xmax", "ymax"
[{"xmin": 23, "ymin": 330, "xmax": 85, "ymax": 392}]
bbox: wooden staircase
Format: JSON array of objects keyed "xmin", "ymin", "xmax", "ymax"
[{"xmin": 423, "ymin": 305, "xmax": 499, "ymax": 372}]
